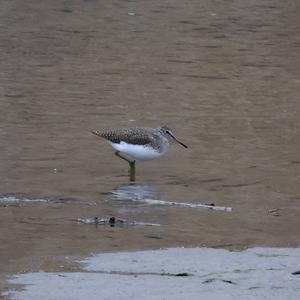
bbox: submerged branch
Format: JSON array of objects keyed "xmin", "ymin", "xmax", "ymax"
[{"xmin": 134, "ymin": 198, "xmax": 233, "ymax": 212}]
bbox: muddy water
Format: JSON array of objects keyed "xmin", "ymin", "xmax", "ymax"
[{"xmin": 0, "ymin": 0, "xmax": 300, "ymax": 290}]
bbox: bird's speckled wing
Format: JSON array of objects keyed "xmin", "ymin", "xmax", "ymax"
[{"xmin": 91, "ymin": 128, "xmax": 160, "ymax": 149}]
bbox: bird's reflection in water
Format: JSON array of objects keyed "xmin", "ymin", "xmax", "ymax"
[{"xmin": 111, "ymin": 183, "xmax": 161, "ymax": 201}]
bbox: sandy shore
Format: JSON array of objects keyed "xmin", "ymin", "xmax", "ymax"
[{"xmin": 4, "ymin": 247, "xmax": 300, "ymax": 300}]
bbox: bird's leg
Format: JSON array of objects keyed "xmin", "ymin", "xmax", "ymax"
[
  {"xmin": 129, "ymin": 161, "xmax": 136, "ymax": 182},
  {"xmin": 114, "ymin": 151, "xmax": 133, "ymax": 163},
  {"xmin": 115, "ymin": 151, "xmax": 136, "ymax": 181},
  {"xmin": 129, "ymin": 160, "xmax": 135, "ymax": 169}
]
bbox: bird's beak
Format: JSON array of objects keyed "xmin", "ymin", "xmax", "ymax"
[{"xmin": 169, "ymin": 132, "xmax": 188, "ymax": 148}]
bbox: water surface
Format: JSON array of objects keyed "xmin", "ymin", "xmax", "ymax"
[{"xmin": 0, "ymin": 0, "xmax": 300, "ymax": 290}]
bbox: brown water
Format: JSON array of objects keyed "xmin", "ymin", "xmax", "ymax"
[{"xmin": 0, "ymin": 0, "xmax": 300, "ymax": 292}]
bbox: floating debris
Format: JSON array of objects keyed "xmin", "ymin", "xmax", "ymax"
[
  {"xmin": 292, "ymin": 271, "xmax": 300, "ymax": 275},
  {"xmin": 131, "ymin": 198, "xmax": 232, "ymax": 212},
  {"xmin": 161, "ymin": 272, "xmax": 192, "ymax": 277},
  {"xmin": 268, "ymin": 208, "xmax": 280, "ymax": 216},
  {"xmin": 76, "ymin": 216, "xmax": 160, "ymax": 227}
]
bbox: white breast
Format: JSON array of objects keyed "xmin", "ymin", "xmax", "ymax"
[{"xmin": 110, "ymin": 142, "xmax": 164, "ymax": 161}]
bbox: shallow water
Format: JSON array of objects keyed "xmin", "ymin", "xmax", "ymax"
[{"xmin": 0, "ymin": 0, "xmax": 300, "ymax": 290}]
